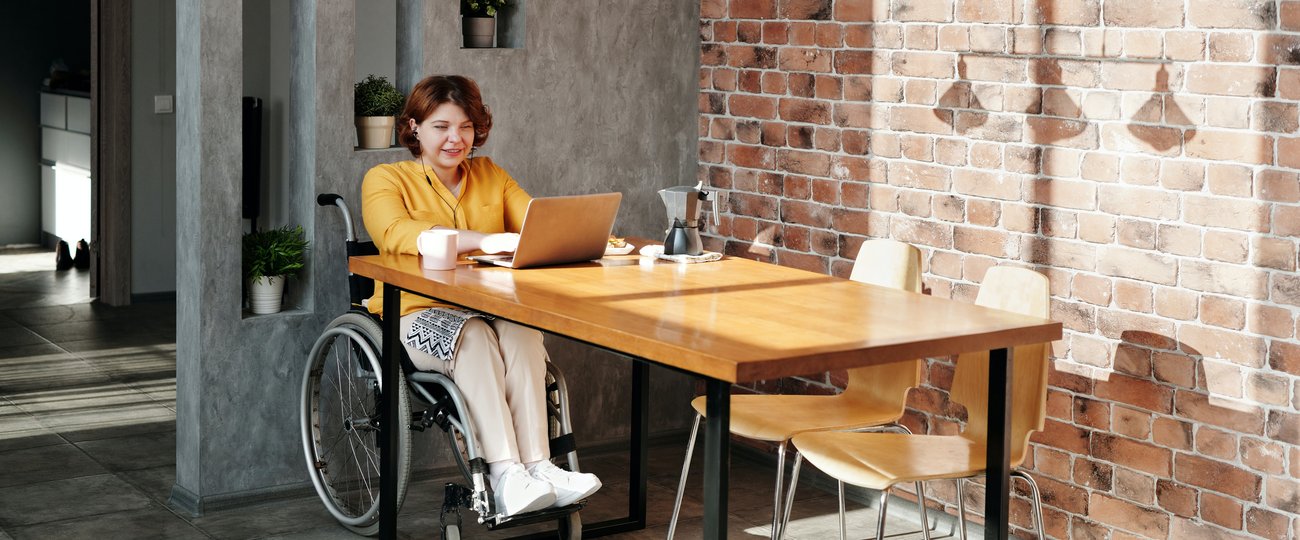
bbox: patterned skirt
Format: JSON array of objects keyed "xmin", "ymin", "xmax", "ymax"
[{"xmin": 403, "ymin": 307, "xmax": 495, "ymax": 365}]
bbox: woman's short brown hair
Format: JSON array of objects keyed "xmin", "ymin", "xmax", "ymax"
[{"xmin": 396, "ymin": 75, "xmax": 493, "ymax": 157}]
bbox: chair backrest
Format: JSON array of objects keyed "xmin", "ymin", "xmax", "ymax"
[
  {"xmin": 949, "ymin": 266, "xmax": 1051, "ymax": 467},
  {"xmin": 842, "ymin": 240, "xmax": 924, "ymax": 408}
]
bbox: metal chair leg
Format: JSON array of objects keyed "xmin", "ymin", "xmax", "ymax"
[
  {"xmin": 955, "ymin": 478, "xmax": 968, "ymax": 540},
  {"xmin": 838, "ymin": 481, "xmax": 847, "ymax": 540},
  {"xmin": 874, "ymin": 488, "xmax": 891, "ymax": 540},
  {"xmin": 778, "ymin": 452, "xmax": 803, "ymax": 539},
  {"xmin": 915, "ymin": 482, "xmax": 932, "ymax": 540},
  {"xmin": 1013, "ymin": 471, "xmax": 1045, "ymax": 539},
  {"xmin": 667, "ymin": 413, "xmax": 702, "ymax": 540},
  {"xmin": 771, "ymin": 440, "xmax": 788, "ymax": 540}
]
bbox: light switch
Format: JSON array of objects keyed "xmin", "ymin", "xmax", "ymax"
[{"xmin": 153, "ymin": 95, "xmax": 174, "ymax": 114}]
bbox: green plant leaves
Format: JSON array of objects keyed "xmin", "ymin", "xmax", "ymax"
[
  {"xmin": 462, "ymin": 0, "xmax": 507, "ymax": 17},
  {"xmin": 243, "ymin": 225, "xmax": 310, "ymax": 281},
  {"xmin": 354, "ymin": 75, "xmax": 406, "ymax": 117}
]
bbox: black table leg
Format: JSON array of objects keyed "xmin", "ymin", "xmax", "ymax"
[
  {"xmin": 379, "ymin": 285, "xmax": 402, "ymax": 540},
  {"xmin": 986, "ymin": 347, "xmax": 1011, "ymax": 540},
  {"xmin": 703, "ymin": 378, "xmax": 731, "ymax": 539},
  {"xmin": 629, "ymin": 361, "xmax": 649, "ymax": 527}
]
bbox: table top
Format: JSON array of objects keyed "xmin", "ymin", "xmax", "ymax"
[{"xmin": 350, "ymin": 245, "xmax": 1062, "ymax": 383}]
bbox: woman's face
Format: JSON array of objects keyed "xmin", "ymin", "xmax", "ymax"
[{"xmin": 411, "ymin": 102, "xmax": 476, "ymax": 174}]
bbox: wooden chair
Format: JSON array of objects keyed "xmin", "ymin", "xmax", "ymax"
[
  {"xmin": 667, "ymin": 239, "xmax": 926, "ymax": 540},
  {"xmin": 785, "ymin": 266, "xmax": 1051, "ymax": 540}
]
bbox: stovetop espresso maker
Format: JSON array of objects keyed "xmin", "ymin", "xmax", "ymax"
[{"xmin": 658, "ymin": 182, "xmax": 719, "ymax": 256}]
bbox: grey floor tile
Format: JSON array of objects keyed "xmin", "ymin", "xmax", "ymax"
[
  {"xmin": 6, "ymin": 503, "xmax": 207, "ymax": 540},
  {"xmin": 189, "ymin": 496, "xmax": 345, "ymax": 540},
  {"xmin": 52, "ymin": 331, "xmax": 176, "ymax": 353},
  {"xmin": 117, "ymin": 465, "xmax": 178, "ymax": 505},
  {"xmin": 0, "ymin": 528, "xmax": 11, "ymax": 540},
  {"xmin": 27, "ymin": 318, "xmax": 170, "ymax": 346},
  {"xmin": 0, "ymin": 442, "xmax": 107, "ymax": 488},
  {"xmin": 0, "ymin": 301, "xmax": 174, "ymax": 327},
  {"xmin": 11, "ymin": 382, "xmax": 176, "ymax": 438},
  {"xmin": 0, "ymin": 327, "xmax": 47, "ymax": 349},
  {"xmin": 0, "ymin": 353, "xmax": 113, "ymax": 395},
  {"xmin": 0, "ymin": 474, "xmax": 152, "ymax": 528},
  {"xmin": 76, "ymin": 343, "xmax": 176, "ymax": 383},
  {"xmin": 0, "ymin": 401, "xmax": 63, "ymax": 453},
  {"xmin": 75, "ymin": 430, "xmax": 176, "ymax": 472}
]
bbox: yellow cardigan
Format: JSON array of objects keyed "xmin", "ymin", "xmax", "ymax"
[{"xmin": 361, "ymin": 157, "xmax": 531, "ymax": 317}]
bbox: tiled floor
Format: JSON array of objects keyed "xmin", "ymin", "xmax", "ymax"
[{"xmin": 0, "ymin": 251, "xmax": 944, "ymax": 539}]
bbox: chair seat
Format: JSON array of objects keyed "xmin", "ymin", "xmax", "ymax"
[
  {"xmin": 690, "ymin": 394, "xmax": 904, "ymax": 442},
  {"xmin": 791, "ymin": 432, "xmax": 986, "ymax": 490}
]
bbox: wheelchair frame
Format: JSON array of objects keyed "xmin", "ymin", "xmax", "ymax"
[{"xmin": 300, "ymin": 193, "xmax": 586, "ymax": 538}]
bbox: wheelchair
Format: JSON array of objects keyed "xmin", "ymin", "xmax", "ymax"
[{"xmin": 301, "ymin": 194, "xmax": 586, "ymax": 538}]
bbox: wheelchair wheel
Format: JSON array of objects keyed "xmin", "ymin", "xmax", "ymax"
[{"xmin": 301, "ymin": 312, "xmax": 412, "ymax": 536}]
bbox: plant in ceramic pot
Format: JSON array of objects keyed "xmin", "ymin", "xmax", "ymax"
[
  {"xmin": 243, "ymin": 225, "xmax": 310, "ymax": 315},
  {"xmin": 354, "ymin": 75, "xmax": 405, "ymax": 149},
  {"xmin": 461, "ymin": 0, "xmax": 507, "ymax": 48}
]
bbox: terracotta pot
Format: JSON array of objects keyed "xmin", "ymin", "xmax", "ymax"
[
  {"xmin": 462, "ymin": 16, "xmax": 496, "ymax": 48},
  {"xmin": 355, "ymin": 116, "xmax": 395, "ymax": 149}
]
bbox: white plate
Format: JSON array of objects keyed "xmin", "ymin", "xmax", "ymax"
[{"xmin": 604, "ymin": 243, "xmax": 636, "ymax": 256}]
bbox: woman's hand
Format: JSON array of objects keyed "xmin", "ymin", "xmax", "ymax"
[{"xmin": 480, "ymin": 233, "xmax": 520, "ymax": 254}]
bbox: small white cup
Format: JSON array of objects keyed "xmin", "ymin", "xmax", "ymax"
[{"xmin": 417, "ymin": 229, "xmax": 458, "ymax": 270}]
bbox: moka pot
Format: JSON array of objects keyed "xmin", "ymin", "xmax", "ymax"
[{"xmin": 659, "ymin": 183, "xmax": 719, "ymax": 256}]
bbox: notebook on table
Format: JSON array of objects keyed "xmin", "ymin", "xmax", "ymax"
[{"xmin": 468, "ymin": 192, "xmax": 623, "ymax": 269}]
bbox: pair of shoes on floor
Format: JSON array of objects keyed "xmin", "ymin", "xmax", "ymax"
[
  {"xmin": 494, "ymin": 461, "xmax": 603, "ymax": 517},
  {"xmin": 53, "ymin": 239, "xmax": 90, "ymax": 271}
]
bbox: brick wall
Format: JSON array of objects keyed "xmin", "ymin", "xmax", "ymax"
[{"xmin": 697, "ymin": 0, "xmax": 1300, "ymax": 538}]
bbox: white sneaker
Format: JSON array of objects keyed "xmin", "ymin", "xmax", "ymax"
[
  {"xmin": 529, "ymin": 461, "xmax": 602, "ymax": 507},
  {"xmin": 494, "ymin": 463, "xmax": 556, "ymax": 516}
]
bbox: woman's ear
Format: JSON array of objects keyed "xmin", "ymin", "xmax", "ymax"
[{"xmin": 408, "ymin": 118, "xmax": 419, "ymax": 132}]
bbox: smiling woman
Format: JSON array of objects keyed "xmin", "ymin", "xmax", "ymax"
[{"xmin": 359, "ymin": 74, "xmax": 603, "ymax": 519}]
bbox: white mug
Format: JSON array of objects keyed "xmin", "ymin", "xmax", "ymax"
[{"xmin": 417, "ymin": 229, "xmax": 458, "ymax": 270}]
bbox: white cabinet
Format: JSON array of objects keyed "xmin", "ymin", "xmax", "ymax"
[{"xmin": 40, "ymin": 91, "xmax": 92, "ymax": 244}]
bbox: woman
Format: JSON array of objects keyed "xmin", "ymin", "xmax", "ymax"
[{"xmin": 361, "ymin": 75, "xmax": 601, "ymax": 517}]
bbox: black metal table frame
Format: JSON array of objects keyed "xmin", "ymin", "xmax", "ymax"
[{"xmin": 375, "ymin": 285, "xmax": 1016, "ymax": 540}]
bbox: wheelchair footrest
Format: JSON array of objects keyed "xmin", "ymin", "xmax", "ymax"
[{"xmin": 485, "ymin": 502, "xmax": 585, "ymax": 530}]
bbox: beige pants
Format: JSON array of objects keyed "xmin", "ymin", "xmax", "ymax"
[{"xmin": 400, "ymin": 314, "xmax": 550, "ymax": 464}]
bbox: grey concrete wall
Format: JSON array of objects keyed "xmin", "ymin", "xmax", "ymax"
[
  {"xmin": 173, "ymin": 0, "xmax": 699, "ymax": 511},
  {"xmin": 131, "ymin": 0, "xmax": 178, "ymax": 295},
  {"xmin": 0, "ymin": 2, "xmax": 91, "ymax": 246}
]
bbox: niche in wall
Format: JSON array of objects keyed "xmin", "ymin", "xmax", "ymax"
[
  {"xmin": 355, "ymin": 0, "xmax": 399, "ymax": 150},
  {"xmin": 241, "ymin": 0, "xmax": 306, "ymax": 317},
  {"xmin": 461, "ymin": 0, "xmax": 525, "ymax": 49}
]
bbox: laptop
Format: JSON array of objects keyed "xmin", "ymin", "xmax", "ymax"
[{"xmin": 469, "ymin": 192, "xmax": 623, "ymax": 269}]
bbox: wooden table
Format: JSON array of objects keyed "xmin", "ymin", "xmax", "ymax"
[{"xmin": 350, "ymin": 247, "xmax": 1061, "ymax": 540}]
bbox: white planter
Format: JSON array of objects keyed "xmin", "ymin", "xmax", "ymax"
[
  {"xmin": 249, "ymin": 275, "xmax": 286, "ymax": 315},
  {"xmin": 355, "ymin": 116, "xmax": 395, "ymax": 149}
]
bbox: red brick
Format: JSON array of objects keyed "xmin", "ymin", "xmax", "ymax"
[
  {"xmin": 1185, "ymin": 130, "xmax": 1274, "ymax": 165},
  {"xmin": 1174, "ymin": 390, "xmax": 1265, "ymax": 434},
  {"xmin": 1246, "ymin": 507, "xmax": 1290, "ymax": 540},
  {"xmin": 778, "ymin": 98, "xmax": 831, "ymax": 125},
  {"xmin": 1200, "ymin": 492, "xmax": 1244, "ymax": 530},
  {"xmin": 1177, "ymin": 453, "xmax": 1262, "ymax": 500},
  {"xmin": 1201, "ymin": 232, "xmax": 1246, "ymax": 266},
  {"xmin": 834, "ymin": 0, "xmax": 885, "ymax": 22},
  {"xmin": 1188, "ymin": 0, "xmax": 1280, "ymax": 29},
  {"xmin": 891, "ymin": 0, "xmax": 954, "ymax": 22},
  {"xmin": 729, "ymin": 0, "xmax": 777, "ymax": 19},
  {"xmin": 777, "ymin": 47, "xmax": 832, "ymax": 73},
  {"xmin": 1098, "ymin": 185, "xmax": 1177, "ymax": 220},
  {"xmin": 1183, "ymin": 194, "xmax": 1270, "ymax": 232},
  {"xmin": 777, "ymin": 149, "xmax": 830, "ymax": 176},
  {"xmin": 1031, "ymin": 418, "xmax": 1091, "ymax": 454},
  {"xmin": 954, "ymin": 169, "xmax": 1023, "ymax": 200},
  {"xmin": 889, "ymin": 105, "xmax": 954, "ymax": 135},
  {"xmin": 1178, "ymin": 260, "xmax": 1268, "ymax": 300},
  {"xmin": 1200, "ymin": 295, "xmax": 1246, "ymax": 330},
  {"xmin": 1157, "ymin": 480, "xmax": 1198, "ymax": 517},
  {"xmin": 1248, "ymin": 303, "xmax": 1294, "ymax": 338},
  {"xmin": 1095, "ymin": 372, "xmax": 1174, "ymax": 414},
  {"xmin": 1154, "ymin": 417, "xmax": 1194, "ymax": 450},
  {"xmin": 1179, "ymin": 323, "xmax": 1267, "ymax": 367},
  {"xmin": 1032, "ymin": 0, "xmax": 1101, "ymax": 25},
  {"xmin": 1088, "ymin": 493, "xmax": 1169, "ymax": 538},
  {"xmin": 1187, "ymin": 64, "xmax": 1278, "ymax": 97},
  {"xmin": 1097, "ymin": 246, "xmax": 1177, "ymax": 285},
  {"xmin": 1105, "ymin": 0, "xmax": 1185, "ymax": 27},
  {"xmin": 1280, "ymin": 137, "xmax": 1300, "ymax": 170}
]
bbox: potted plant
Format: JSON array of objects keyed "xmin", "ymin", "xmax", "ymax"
[
  {"xmin": 461, "ymin": 0, "xmax": 507, "ymax": 48},
  {"xmin": 354, "ymin": 75, "xmax": 405, "ymax": 149},
  {"xmin": 243, "ymin": 225, "xmax": 310, "ymax": 315}
]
